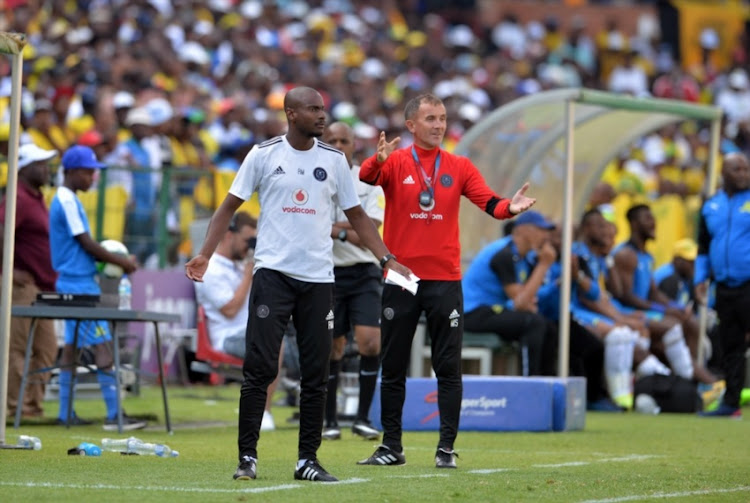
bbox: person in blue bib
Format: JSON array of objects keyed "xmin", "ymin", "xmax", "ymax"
[
  {"xmin": 608, "ymin": 204, "xmax": 719, "ymax": 387},
  {"xmin": 49, "ymin": 145, "xmax": 142, "ymax": 430}
]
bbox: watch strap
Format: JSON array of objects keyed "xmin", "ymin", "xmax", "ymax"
[{"xmin": 379, "ymin": 253, "xmax": 396, "ymax": 268}]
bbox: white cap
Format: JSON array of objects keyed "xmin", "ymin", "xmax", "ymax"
[
  {"xmin": 18, "ymin": 143, "xmax": 57, "ymax": 169},
  {"xmin": 146, "ymin": 98, "xmax": 174, "ymax": 125},
  {"xmin": 125, "ymin": 107, "xmax": 153, "ymax": 127},
  {"xmin": 700, "ymin": 28, "xmax": 719, "ymax": 50},
  {"xmin": 458, "ymin": 102, "xmax": 481, "ymax": 123},
  {"xmin": 178, "ymin": 41, "xmax": 210, "ymax": 65},
  {"xmin": 729, "ymin": 69, "xmax": 749, "ymax": 90},
  {"xmin": 113, "ymin": 91, "xmax": 135, "ymax": 109}
]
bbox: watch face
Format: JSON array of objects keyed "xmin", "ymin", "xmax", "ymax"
[{"xmin": 338, "ymin": 230, "xmax": 347, "ymax": 241}]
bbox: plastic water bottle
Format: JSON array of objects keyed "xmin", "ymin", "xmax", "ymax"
[
  {"xmin": 77, "ymin": 442, "xmax": 102, "ymax": 456},
  {"xmin": 101, "ymin": 437, "xmax": 178, "ymax": 457},
  {"xmin": 129, "ymin": 440, "xmax": 179, "ymax": 458},
  {"xmin": 118, "ymin": 275, "xmax": 132, "ymax": 310},
  {"xmin": 17, "ymin": 435, "xmax": 42, "ymax": 450},
  {"xmin": 102, "ymin": 436, "xmax": 141, "ymax": 453}
]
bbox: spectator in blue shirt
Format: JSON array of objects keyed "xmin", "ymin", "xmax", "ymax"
[{"xmin": 49, "ymin": 145, "xmax": 142, "ymax": 430}]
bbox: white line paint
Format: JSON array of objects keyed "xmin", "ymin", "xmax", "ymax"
[
  {"xmin": 0, "ymin": 479, "xmax": 370, "ymax": 494},
  {"xmin": 468, "ymin": 469, "xmax": 513, "ymax": 474},
  {"xmin": 579, "ymin": 485, "xmax": 750, "ymax": 503},
  {"xmin": 534, "ymin": 454, "xmax": 659, "ymax": 468},
  {"xmin": 0, "ymin": 481, "xmax": 304, "ymax": 494},
  {"xmin": 386, "ymin": 474, "xmax": 449, "ymax": 479}
]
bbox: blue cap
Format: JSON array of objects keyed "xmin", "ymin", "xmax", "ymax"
[
  {"xmin": 61, "ymin": 145, "xmax": 106, "ymax": 170},
  {"xmin": 513, "ymin": 210, "xmax": 555, "ymax": 230}
]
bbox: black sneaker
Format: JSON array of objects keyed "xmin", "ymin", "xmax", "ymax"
[
  {"xmin": 357, "ymin": 444, "xmax": 406, "ymax": 466},
  {"xmin": 351, "ymin": 420, "xmax": 380, "ymax": 440},
  {"xmin": 56, "ymin": 414, "xmax": 93, "ymax": 426},
  {"xmin": 293, "ymin": 459, "xmax": 338, "ymax": 482},
  {"xmin": 102, "ymin": 414, "xmax": 148, "ymax": 431},
  {"xmin": 234, "ymin": 456, "xmax": 257, "ymax": 480},
  {"xmin": 322, "ymin": 425, "xmax": 341, "ymax": 440},
  {"xmin": 435, "ymin": 447, "xmax": 458, "ymax": 469}
]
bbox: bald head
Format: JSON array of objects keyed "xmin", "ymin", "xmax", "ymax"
[
  {"xmin": 323, "ymin": 121, "xmax": 354, "ymax": 166},
  {"xmin": 722, "ymin": 152, "xmax": 750, "ymax": 195},
  {"xmin": 283, "ymin": 87, "xmax": 327, "ymax": 144},
  {"xmin": 284, "ymin": 87, "xmax": 322, "ymax": 110}
]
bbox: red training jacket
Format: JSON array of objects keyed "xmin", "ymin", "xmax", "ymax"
[{"xmin": 360, "ymin": 144, "xmax": 513, "ymax": 280}]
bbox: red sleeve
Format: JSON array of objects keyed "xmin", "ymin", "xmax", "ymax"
[
  {"xmin": 461, "ymin": 159, "xmax": 514, "ymax": 220},
  {"xmin": 360, "ymin": 154, "xmax": 385, "ymax": 185}
]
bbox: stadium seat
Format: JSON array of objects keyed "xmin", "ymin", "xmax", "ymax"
[
  {"xmin": 409, "ymin": 320, "xmax": 528, "ymax": 377},
  {"xmin": 191, "ymin": 305, "xmax": 243, "ymax": 383},
  {"xmin": 463, "ymin": 331, "xmax": 529, "ymax": 377}
]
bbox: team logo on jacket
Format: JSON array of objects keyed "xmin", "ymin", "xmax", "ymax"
[
  {"xmin": 440, "ymin": 174, "xmax": 453, "ymax": 187},
  {"xmin": 313, "ymin": 167, "xmax": 327, "ymax": 181},
  {"xmin": 383, "ymin": 307, "xmax": 395, "ymax": 320},
  {"xmin": 257, "ymin": 305, "xmax": 270, "ymax": 318},
  {"xmin": 292, "ymin": 189, "xmax": 309, "ymax": 205}
]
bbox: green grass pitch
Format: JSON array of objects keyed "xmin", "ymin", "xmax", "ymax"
[{"xmin": 2, "ymin": 384, "xmax": 749, "ymax": 502}]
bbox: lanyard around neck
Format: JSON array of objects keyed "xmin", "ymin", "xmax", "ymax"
[{"xmin": 411, "ymin": 146, "xmax": 441, "ymax": 195}]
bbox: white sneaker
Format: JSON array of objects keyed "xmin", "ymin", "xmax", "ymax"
[{"xmin": 261, "ymin": 410, "xmax": 276, "ymax": 431}]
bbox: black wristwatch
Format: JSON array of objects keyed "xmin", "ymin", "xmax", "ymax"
[
  {"xmin": 379, "ymin": 253, "xmax": 396, "ymax": 268},
  {"xmin": 337, "ymin": 229, "xmax": 348, "ymax": 242}
]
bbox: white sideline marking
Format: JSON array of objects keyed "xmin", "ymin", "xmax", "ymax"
[
  {"xmin": 0, "ymin": 480, "xmax": 370, "ymax": 494},
  {"xmin": 579, "ymin": 485, "xmax": 750, "ymax": 503},
  {"xmin": 387, "ymin": 474, "xmax": 449, "ymax": 479},
  {"xmin": 469, "ymin": 469, "xmax": 512, "ymax": 474},
  {"xmin": 534, "ymin": 454, "xmax": 659, "ymax": 468}
]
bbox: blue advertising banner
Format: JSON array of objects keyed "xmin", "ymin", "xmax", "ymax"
[{"xmin": 369, "ymin": 376, "xmax": 585, "ymax": 432}]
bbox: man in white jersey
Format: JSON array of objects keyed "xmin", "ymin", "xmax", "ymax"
[
  {"xmin": 322, "ymin": 122, "xmax": 384, "ymax": 441},
  {"xmin": 185, "ymin": 87, "xmax": 411, "ymax": 483}
]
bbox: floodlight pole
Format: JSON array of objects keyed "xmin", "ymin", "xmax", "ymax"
[
  {"xmin": 0, "ymin": 32, "xmax": 27, "ymax": 448},
  {"xmin": 696, "ymin": 117, "xmax": 723, "ymax": 366},
  {"xmin": 557, "ymin": 99, "xmax": 575, "ymax": 378}
]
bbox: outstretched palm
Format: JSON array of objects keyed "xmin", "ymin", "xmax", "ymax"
[{"xmin": 509, "ymin": 182, "xmax": 536, "ymax": 215}]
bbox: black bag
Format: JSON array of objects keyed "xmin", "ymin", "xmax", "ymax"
[{"xmin": 634, "ymin": 374, "xmax": 701, "ymax": 413}]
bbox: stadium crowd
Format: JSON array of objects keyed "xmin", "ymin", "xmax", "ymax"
[
  {"xmin": 1, "ymin": 1, "xmax": 748, "ymax": 260},
  {"xmin": 1, "ymin": 0, "xmax": 748, "ymax": 415}
]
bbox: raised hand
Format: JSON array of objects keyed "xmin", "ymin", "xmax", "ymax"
[
  {"xmin": 509, "ymin": 182, "xmax": 536, "ymax": 215},
  {"xmin": 376, "ymin": 131, "xmax": 401, "ymax": 163}
]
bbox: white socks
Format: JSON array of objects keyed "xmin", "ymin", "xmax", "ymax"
[
  {"xmin": 635, "ymin": 354, "xmax": 672, "ymax": 378},
  {"xmin": 662, "ymin": 324, "xmax": 694, "ymax": 379},
  {"xmin": 635, "ymin": 335, "xmax": 651, "ymax": 351},
  {"xmin": 604, "ymin": 327, "xmax": 638, "ymax": 409}
]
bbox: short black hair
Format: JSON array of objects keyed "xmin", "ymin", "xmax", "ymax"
[
  {"xmin": 626, "ymin": 204, "xmax": 650, "ymax": 223},
  {"xmin": 580, "ymin": 208, "xmax": 602, "ymax": 227}
]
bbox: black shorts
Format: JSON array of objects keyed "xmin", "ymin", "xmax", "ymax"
[{"xmin": 333, "ymin": 262, "xmax": 382, "ymax": 337}]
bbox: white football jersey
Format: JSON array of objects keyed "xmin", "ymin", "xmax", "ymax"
[
  {"xmin": 229, "ymin": 136, "xmax": 360, "ymax": 282},
  {"xmin": 332, "ymin": 165, "xmax": 384, "ymax": 267}
]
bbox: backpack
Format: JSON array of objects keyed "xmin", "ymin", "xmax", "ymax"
[{"xmin": 633, "ymin": 374, "xmax": 701, "ymax": 413}]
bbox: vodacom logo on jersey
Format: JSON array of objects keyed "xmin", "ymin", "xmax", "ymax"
[{"xmin": 282, "ymin": 188, "xmax": 317, "ymax": 215}]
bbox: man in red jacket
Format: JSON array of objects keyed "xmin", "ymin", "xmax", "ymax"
[{"xmin": 357, "ymin": 93, "xmax": 536, "ymax": 469}]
